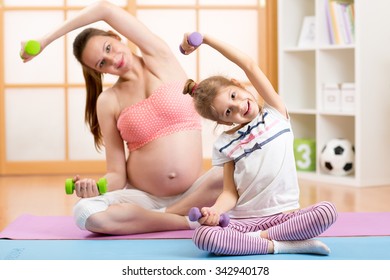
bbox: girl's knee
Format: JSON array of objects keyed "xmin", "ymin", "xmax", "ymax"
[
  {"xmin": 316, "ymin": 201, "xmax": 338, "ymax": 224},
  {"xmin": 192, "ymin": 226, "xmax": 206, "ymax": 248},
  {"xmin": 192, "ymin": 226, "xmax": 221, "ymax": 251}
]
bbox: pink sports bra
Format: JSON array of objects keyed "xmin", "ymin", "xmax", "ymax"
[{"xmin": 117, "ymin": 81, "xmax": 202, "ymax": 151}]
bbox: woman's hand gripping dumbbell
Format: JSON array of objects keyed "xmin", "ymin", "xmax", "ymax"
[
  {"xmin": 20, "ymin": 40, "xmax": 41, "ymax": 62},
  {"xmin": 65, "ymin": 177, "xmax": 107, "ymax": 195}
]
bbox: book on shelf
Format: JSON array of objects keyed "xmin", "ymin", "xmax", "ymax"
[{"xmin": 325, "ymin": 0, "xmax": 355, "ymax": 45}]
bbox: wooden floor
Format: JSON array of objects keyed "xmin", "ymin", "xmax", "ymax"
[{"xmin": 1, "ymin": 174, "xmax": 390, "ymax": 232}]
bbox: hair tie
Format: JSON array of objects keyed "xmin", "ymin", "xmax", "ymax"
[{"xmin": 191, "ymin": 83, "xmax": 198, "ymax": 96}]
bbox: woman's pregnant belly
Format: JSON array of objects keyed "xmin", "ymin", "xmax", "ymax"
[{"xmin": 126, "ymin": 130, "xmax": 203, "ymax": 197}]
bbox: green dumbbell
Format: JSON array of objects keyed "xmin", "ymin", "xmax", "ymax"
[
  {"xmin": 24, "ymin": 40, "xmax": 41, "ymax": 55},
  {"xmin": 65, "ymin": 178, "xmax": 108, "ymax": 195}
]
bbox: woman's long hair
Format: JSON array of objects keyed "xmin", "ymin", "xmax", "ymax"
[{"xmin": 73, "ymin": 28, "xmax": 119, "ymax": 150}]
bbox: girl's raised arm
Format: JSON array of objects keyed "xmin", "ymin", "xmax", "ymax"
[{"xmin": 202, "ymin": 34, "xmax": 286, "ymax": 117}]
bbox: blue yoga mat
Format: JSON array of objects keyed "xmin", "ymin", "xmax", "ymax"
[{"xmin": 1, "ymin": 237, "xmax": 389, "ymax": 260}]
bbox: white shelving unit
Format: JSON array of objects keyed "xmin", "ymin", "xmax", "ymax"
[{"xmin": 278, "ymin": 0, "xmax": 390, "ymax": 187}]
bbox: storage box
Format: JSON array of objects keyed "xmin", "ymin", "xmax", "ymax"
[
  {"xmin": 293, "ymin": 138, "xmax": 316, "ymax": 171},
  {"xmin": 341, "ymin": 83, "xmax": 355, "ymax": 112},
  {"xmin": 322, "ymin": 83, "xmax": 341, "ymax": 111}
]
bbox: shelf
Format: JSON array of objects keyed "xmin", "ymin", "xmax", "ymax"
[
  {"xmin": 288, "ymin": 109, "xmax": 317, "ymax": 115},
  {"xmin": 318, "ymin": 44, "xmax": 355, "ymax": 50},
  {"xmin": 318, "ymin": 111, "xmax": 354, "ymax": 117},
  {"xmin": 278, "ymin": 0, "xmax": 390, "ymax": 187},
  {"xmin": 283, "ymin": 47, "xmax": 316, "ymax": 52},
  {"xmin": 283, "ymin": 44, "xmax": 355, "ymax": 52}
]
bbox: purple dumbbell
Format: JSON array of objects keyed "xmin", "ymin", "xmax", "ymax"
[
  {"xmin": 188, "ymin": 207, "xmax": 230, "ymax": 227},
  {"xmin": 179, "ymin": 32, "xmax": 203, "ymax": 54}
]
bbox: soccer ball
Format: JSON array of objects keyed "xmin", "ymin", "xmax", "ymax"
[{"xmin": 320, "ymin": 138, "xmax": 355, "ymax": 176}]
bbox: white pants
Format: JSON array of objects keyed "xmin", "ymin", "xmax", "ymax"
[{"xmin": 73, "ymin": 166, "xmax": 220, "ymax": 230}]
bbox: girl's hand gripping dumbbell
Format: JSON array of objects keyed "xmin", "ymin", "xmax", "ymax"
[
  {"xmin": 179, "ymin": 32, "xmax": 203, "ymax": 54},
  {"xmin": 188, "ymin": 207, "xmax": 230, "ymax": 227}
]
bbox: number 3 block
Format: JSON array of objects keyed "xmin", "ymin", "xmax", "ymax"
[{"xmin": 293, "ymin": 138, "xmax": 316, "ymax": 171}]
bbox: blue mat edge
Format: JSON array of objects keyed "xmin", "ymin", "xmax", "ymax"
[{"xmin": 1, "ymin": 237, "xmax": 389, "ymax": 260}]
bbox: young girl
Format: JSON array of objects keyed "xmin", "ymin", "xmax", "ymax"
[
  {"xmin": 20, "ymin": 1, "xmax": 223, "ymax": 235},
  {"xmin": 181, "ymin": 33, "xmax": 338, "ymax": 256}
]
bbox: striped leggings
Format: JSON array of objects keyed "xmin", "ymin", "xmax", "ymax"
[{"xmin": 192, "ymin": 201, "xmax": 338, "ymax": 255}]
